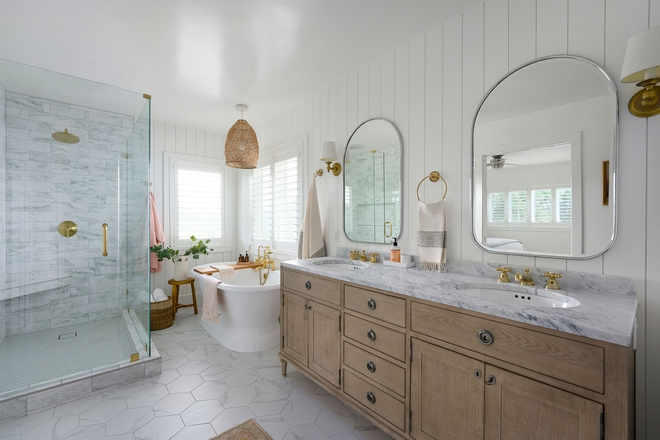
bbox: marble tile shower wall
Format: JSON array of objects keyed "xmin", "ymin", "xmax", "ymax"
[
  {"xmin": 0, "ymin": 83, "xmax": 6, "ymax": 344},
  {"xmin": 2, "ymin": 91, "xmax": 135, "ymax": 337}
]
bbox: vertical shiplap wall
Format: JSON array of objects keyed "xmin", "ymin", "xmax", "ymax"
[
  {"xmin": 150, "ymin": 122, "xmax": 234, "ymax": 301},
  {"xmin": 251, "ymin": 0, "xmax": 660, "ymax": 436}
]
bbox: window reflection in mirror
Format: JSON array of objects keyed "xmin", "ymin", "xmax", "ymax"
[
  {"xmin": 344, "ymin": 119, "xmax": 402, "ymax": 244},
  {"xmin": 472, "ymin": 55, "xmax": 617, "ymax": 259}
]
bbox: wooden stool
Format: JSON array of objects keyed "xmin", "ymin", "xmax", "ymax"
[{"xmin": 167, "ymin": 277, "xmax": 198, "ymax": 319}]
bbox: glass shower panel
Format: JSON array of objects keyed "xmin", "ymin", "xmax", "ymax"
[
  {"xmin": 122, "ymin": 95, "xmax": 151, "ymax": 356},
  {"xmin": 0, "ymin": 59, "xmax": 151, "ymax": 398}
]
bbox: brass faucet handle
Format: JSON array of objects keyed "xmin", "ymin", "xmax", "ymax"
[
  {"xmin": 515, "ymin": 268, "xmax": 535, "ymax": 286},
  {"xmin": 349, "ymin": 250, "xmax": 359, "ymax": 260},
  {"xmin": 369, "ymin": 252, "xmax": 378, "ymax": 263},
  {"xmin": 542, "ymin": 272, "xmax": 562, "ymax": 290},
  {"xmin": 495, "ymin": 266, "xmax": 512, "ymax": 283}
]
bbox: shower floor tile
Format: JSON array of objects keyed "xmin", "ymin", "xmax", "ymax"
[{"xmin": 0, "ymin": 317, "xmax": 135, "ymax": 396}]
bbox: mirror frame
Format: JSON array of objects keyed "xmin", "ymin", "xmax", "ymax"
[
  {"xmin": 343, "ymin": 118, "xmax": 404, "ymax": 244},
  {"xmin": 470, "ymin": 55, "xmax": 618, "ymax": 259}
]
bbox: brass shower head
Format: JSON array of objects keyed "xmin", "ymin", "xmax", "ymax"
[{"xmin": 52, "ymin": 128, "xmax": 79, "ymax": 144}]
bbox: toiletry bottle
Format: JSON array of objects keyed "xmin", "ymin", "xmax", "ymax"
[{"xmin": 390, "ymin": 238, "xmax": 401, "ymax": 263}]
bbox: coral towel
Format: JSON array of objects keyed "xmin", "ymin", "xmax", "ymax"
[
  {"xmin": 202, "ymin": 276, "xmax": 221, "ymax": 324},
  {"xmin": 298, "ymin": 174, "xmax": 326, "ymax": 259},
  {"xmin": 149, "ymin": 192, "xmax": 165, "ymax": 273},
  {"xmin": 417, "ymin": 200, "xmax": 447, "ymax": 272}
]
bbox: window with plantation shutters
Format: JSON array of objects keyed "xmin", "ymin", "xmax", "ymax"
[
  {"xmin": 251, "ymin": 165, "xmax": 272, "ymax": 243},
  {"xmin": 508, "ymin": 191, "xmax": 527, "ymax": 223},
  {"xmin": 251, "ymin": 147, "xmax": 301, "ymax": 253},
  {"xmin": 171, "ymin": 161, "xmax": 224, "ymax": 249},
  {"xmin": 488, "ymin": 185, "xmax": 571, "ymax": 228},
  {"xmin": 176, "ymin": 168, "xmax": 223, "ymax": 240},
  {"xmin": 488, "ymin": 192, "xmax": 505, "ymax": 223}
]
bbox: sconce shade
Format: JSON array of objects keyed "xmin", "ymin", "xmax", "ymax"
[
  {"xmin": 320, "ymin": 141, "xmax": 337, "ymax": 161},
  {"xmin": 225, "ymin": 118, "xmax": 259, "ymax": 169},
  {"xmin": 621, "ymin": 26, "xmax": 660, "ymax": 117},
  {"xmin": 621, "ymin": 26, "xmax": 660, "ymax": 83}
]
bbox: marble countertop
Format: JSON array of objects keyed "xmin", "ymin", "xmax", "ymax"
[{"xmin": 281, "ymin": 257, "xmax": 638, "ymax": 347}]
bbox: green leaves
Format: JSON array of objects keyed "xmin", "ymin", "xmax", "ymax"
[{"xmin": 150, "ymin": 235, "xmax": 213, "ymax": 262}]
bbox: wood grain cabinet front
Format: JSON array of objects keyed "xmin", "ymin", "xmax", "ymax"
[
  {"xmin": 281, "ymin": 290, "xmax": 341, "ymax": 387},
  {"xmin": 279, "ymin": 268, "xmax": 633, "ymax": 440},
  {"xmin": 411, "ymin": 338, "xmax": 603, "ymax": 440}
]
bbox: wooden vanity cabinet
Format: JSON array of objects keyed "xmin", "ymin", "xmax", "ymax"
[
  {"xmin": 281, "ymin": 270, "xmax": 342, "ymax": 388},
  {"xmin": 279, "ymin": 268, "xmax": 633, "ymax": 440},
  {"xmin": 411, "ymin": 338, "xmax": 603, "ymax": 440}
]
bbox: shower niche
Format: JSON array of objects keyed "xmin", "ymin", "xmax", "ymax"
[{"xmin": 0, "ymin": 58, "xmax": 155, "ymax": 420}]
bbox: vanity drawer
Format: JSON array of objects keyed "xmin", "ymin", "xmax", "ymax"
[
  {"xmin": 411, "ymin": 302, "xmax": 605, "ymax": 393},
  {"xmin": 344, "ymin": 286, "xmax": 406, "ymax": 327},
  {"xmin": 343, "ymin": 341, "xmax": 406, "ymax": 397},
  {"xmin": 282, "ymin": 270, "xmax": 340, "ymax": 305},
  {"xmin": 343, "ymin": 369, "xmax": 406, "ymax": 432},
  {"xmin": 344, "ymin": 313, "xmax": 406, "ymax": 362}
]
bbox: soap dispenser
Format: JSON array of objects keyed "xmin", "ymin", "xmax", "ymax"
[{"xmin": 390, "ymin": 238, "xmax": 401, "ymax": 263}]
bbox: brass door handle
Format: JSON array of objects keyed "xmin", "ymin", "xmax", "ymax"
[{"xmin": 102, "ymin": 223, "xmax": 108, "ymax": 257}]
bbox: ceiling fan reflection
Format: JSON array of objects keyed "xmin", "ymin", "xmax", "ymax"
[{"xmin": 487, "ymin": 154, "xmax": 523, "ymax": 170}]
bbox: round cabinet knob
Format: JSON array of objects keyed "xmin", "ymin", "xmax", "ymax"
[
  {"xmin": 366, "ymin": 392, "xmax": 376, "ymax": 404},
  {"xmin": 477, "ymin": 329, "xmax": 494, "ymax": 346},
  {"xmin": 367, "ymin": 330, "xmax": 376, "ymax": 341},
  {"xmin": 305, "ymin": 281, "xmax": 311, "ymax": 290},
  {"xmin": 367, "ymin": 299, "xmax": 377, "ymax": 310},
  {"xmin": 366, "ymin": 361, "xmax": 376, "ymax": 373}
]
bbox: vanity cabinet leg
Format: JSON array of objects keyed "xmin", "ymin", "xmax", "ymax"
[{"xmin": 281, "ymin": 359, "xmax": 288, "ymax": 376}]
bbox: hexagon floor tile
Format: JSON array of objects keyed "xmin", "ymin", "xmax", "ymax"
[{"xmin": 0, "ymin": 307, "xmax": 394, "ymax": 440}]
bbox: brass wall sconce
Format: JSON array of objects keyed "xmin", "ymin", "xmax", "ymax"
[
  {"xmin": 319, "ymin": 141, "xmax": 342, "ymax": 176},
  {"xmin": 621, "ymin": 26, "xmax": 660, "ymax": 117}
]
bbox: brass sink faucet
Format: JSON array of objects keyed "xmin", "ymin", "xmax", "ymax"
[
  {"xmin": 515, "ymin": 268, "xmax": 535, "ymax": 286},
  {"xmin": 542, "ymin": 272, "xmax": 562, "ymax": 290},
  {"xmin": 495, "ymin": 266, "xmax": 512, "ymax": 283},
  {"xmin": 359, "ymin": 250, "xmax": 367, "ymax": 262}
]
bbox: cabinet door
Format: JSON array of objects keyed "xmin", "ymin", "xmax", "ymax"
[
  {"xmin": 485, "ymin": 366, "xmax": 602, "ymax": 440},
  {"xmin": 411, "ymin": 339, "xmax": 484, "ymax": 440},
  {"xmin": 282, "ymin": 292, "xmax": 308, "ymax": 367},
  {"xmin": 308, "ymin": 300, "xmax": 341, "ymax": 387}
]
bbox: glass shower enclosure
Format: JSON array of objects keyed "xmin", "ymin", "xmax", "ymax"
[{"xmin": 0, "ymin": 59, "xmax": 151, "ymax": 400}]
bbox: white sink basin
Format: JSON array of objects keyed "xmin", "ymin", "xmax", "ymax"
[
  {"xmin": 312, "ymin": 260, "xmax": 367, "ymax": 270},
  {"xmin": 460, "ymin": 287, "xmax": 579, "ymax": 308}
]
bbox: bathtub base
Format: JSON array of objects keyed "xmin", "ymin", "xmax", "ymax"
[{"xmin": 201, "ymin": 319, "xmax": 279, "ymax": 353}]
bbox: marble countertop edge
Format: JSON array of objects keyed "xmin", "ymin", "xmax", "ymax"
[{"xmin": 281, "ymin": 258, "xmax": 637, "ymax": 347}]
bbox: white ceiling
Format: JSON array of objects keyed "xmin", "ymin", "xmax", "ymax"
[{"xmin": 0, "ymin": 0, "xmax": 481, "ymax": 133}]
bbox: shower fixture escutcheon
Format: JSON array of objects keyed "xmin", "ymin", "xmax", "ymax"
[{"xmin": 58, "ymin": 221, "xmax": 78, "ymax": 238}]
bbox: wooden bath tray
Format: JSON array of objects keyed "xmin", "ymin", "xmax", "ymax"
[{"xmin": 193, "ymin": 262, "xmax": 260, "ymax": 275}]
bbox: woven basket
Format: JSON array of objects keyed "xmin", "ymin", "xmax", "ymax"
[{"xmin": 150, "ymin": 297, "xmax": 173, "ymax": 331}]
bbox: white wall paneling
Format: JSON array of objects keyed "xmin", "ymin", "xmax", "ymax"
[
  {"xmin": 244, "ymin": 1, "xmax": 658, "ymax": 435},
  {"xmin": 150, "ymin": 122, "xmax": 233, "ymax": 303}
]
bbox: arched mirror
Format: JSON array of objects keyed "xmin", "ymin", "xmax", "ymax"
[
  {"xmin": 344, "ymin": 118, "xmax": 403, "ymax": 243},
  {"xmin": 471, "ymin": 55, "xmax": 617, "ymax": 259}
]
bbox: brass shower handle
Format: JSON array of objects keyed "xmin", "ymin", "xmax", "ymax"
[{"xmin": 102, "ymin": 223, "xmax": 108, "ymax": 257}]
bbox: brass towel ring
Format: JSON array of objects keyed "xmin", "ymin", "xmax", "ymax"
[{"xmin": 416, "ymin": 171, "xmax": 447, "ymax": 201}]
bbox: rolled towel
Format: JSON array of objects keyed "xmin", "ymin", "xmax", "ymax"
[
  {"xmin": 211, "ymin": 264, "xmax": 234, "ymax": 279},
  {"xmin": 202, "ymin": 276, "xmax": 221, "ymax": 324},
  {"xmin": 152, "ymin": 288, "xmax": 168, "ymax": 302}
]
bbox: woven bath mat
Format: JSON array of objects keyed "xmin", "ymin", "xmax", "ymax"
[{"xmin": 210, "ymin": 419, "xmax": 272, "ymax": 440}]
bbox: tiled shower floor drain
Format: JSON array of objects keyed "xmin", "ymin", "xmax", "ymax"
[{"xmin": 0, "ymin": 317, "xmax": 135, "ymax": 396}]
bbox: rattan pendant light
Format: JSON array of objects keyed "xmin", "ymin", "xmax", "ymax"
[{"xmin": 225, "ymin": 104, "xmax": 259, "ymax": 169}]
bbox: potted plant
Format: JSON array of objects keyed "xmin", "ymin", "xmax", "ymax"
[{"xmin": 150, "ymin": 236, "xmax": 213, "ymax": 280}]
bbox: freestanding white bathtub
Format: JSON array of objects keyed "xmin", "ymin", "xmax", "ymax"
[{"xmin": 192, "ymin": 263, "xmax": 281, "ymax": 353}]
